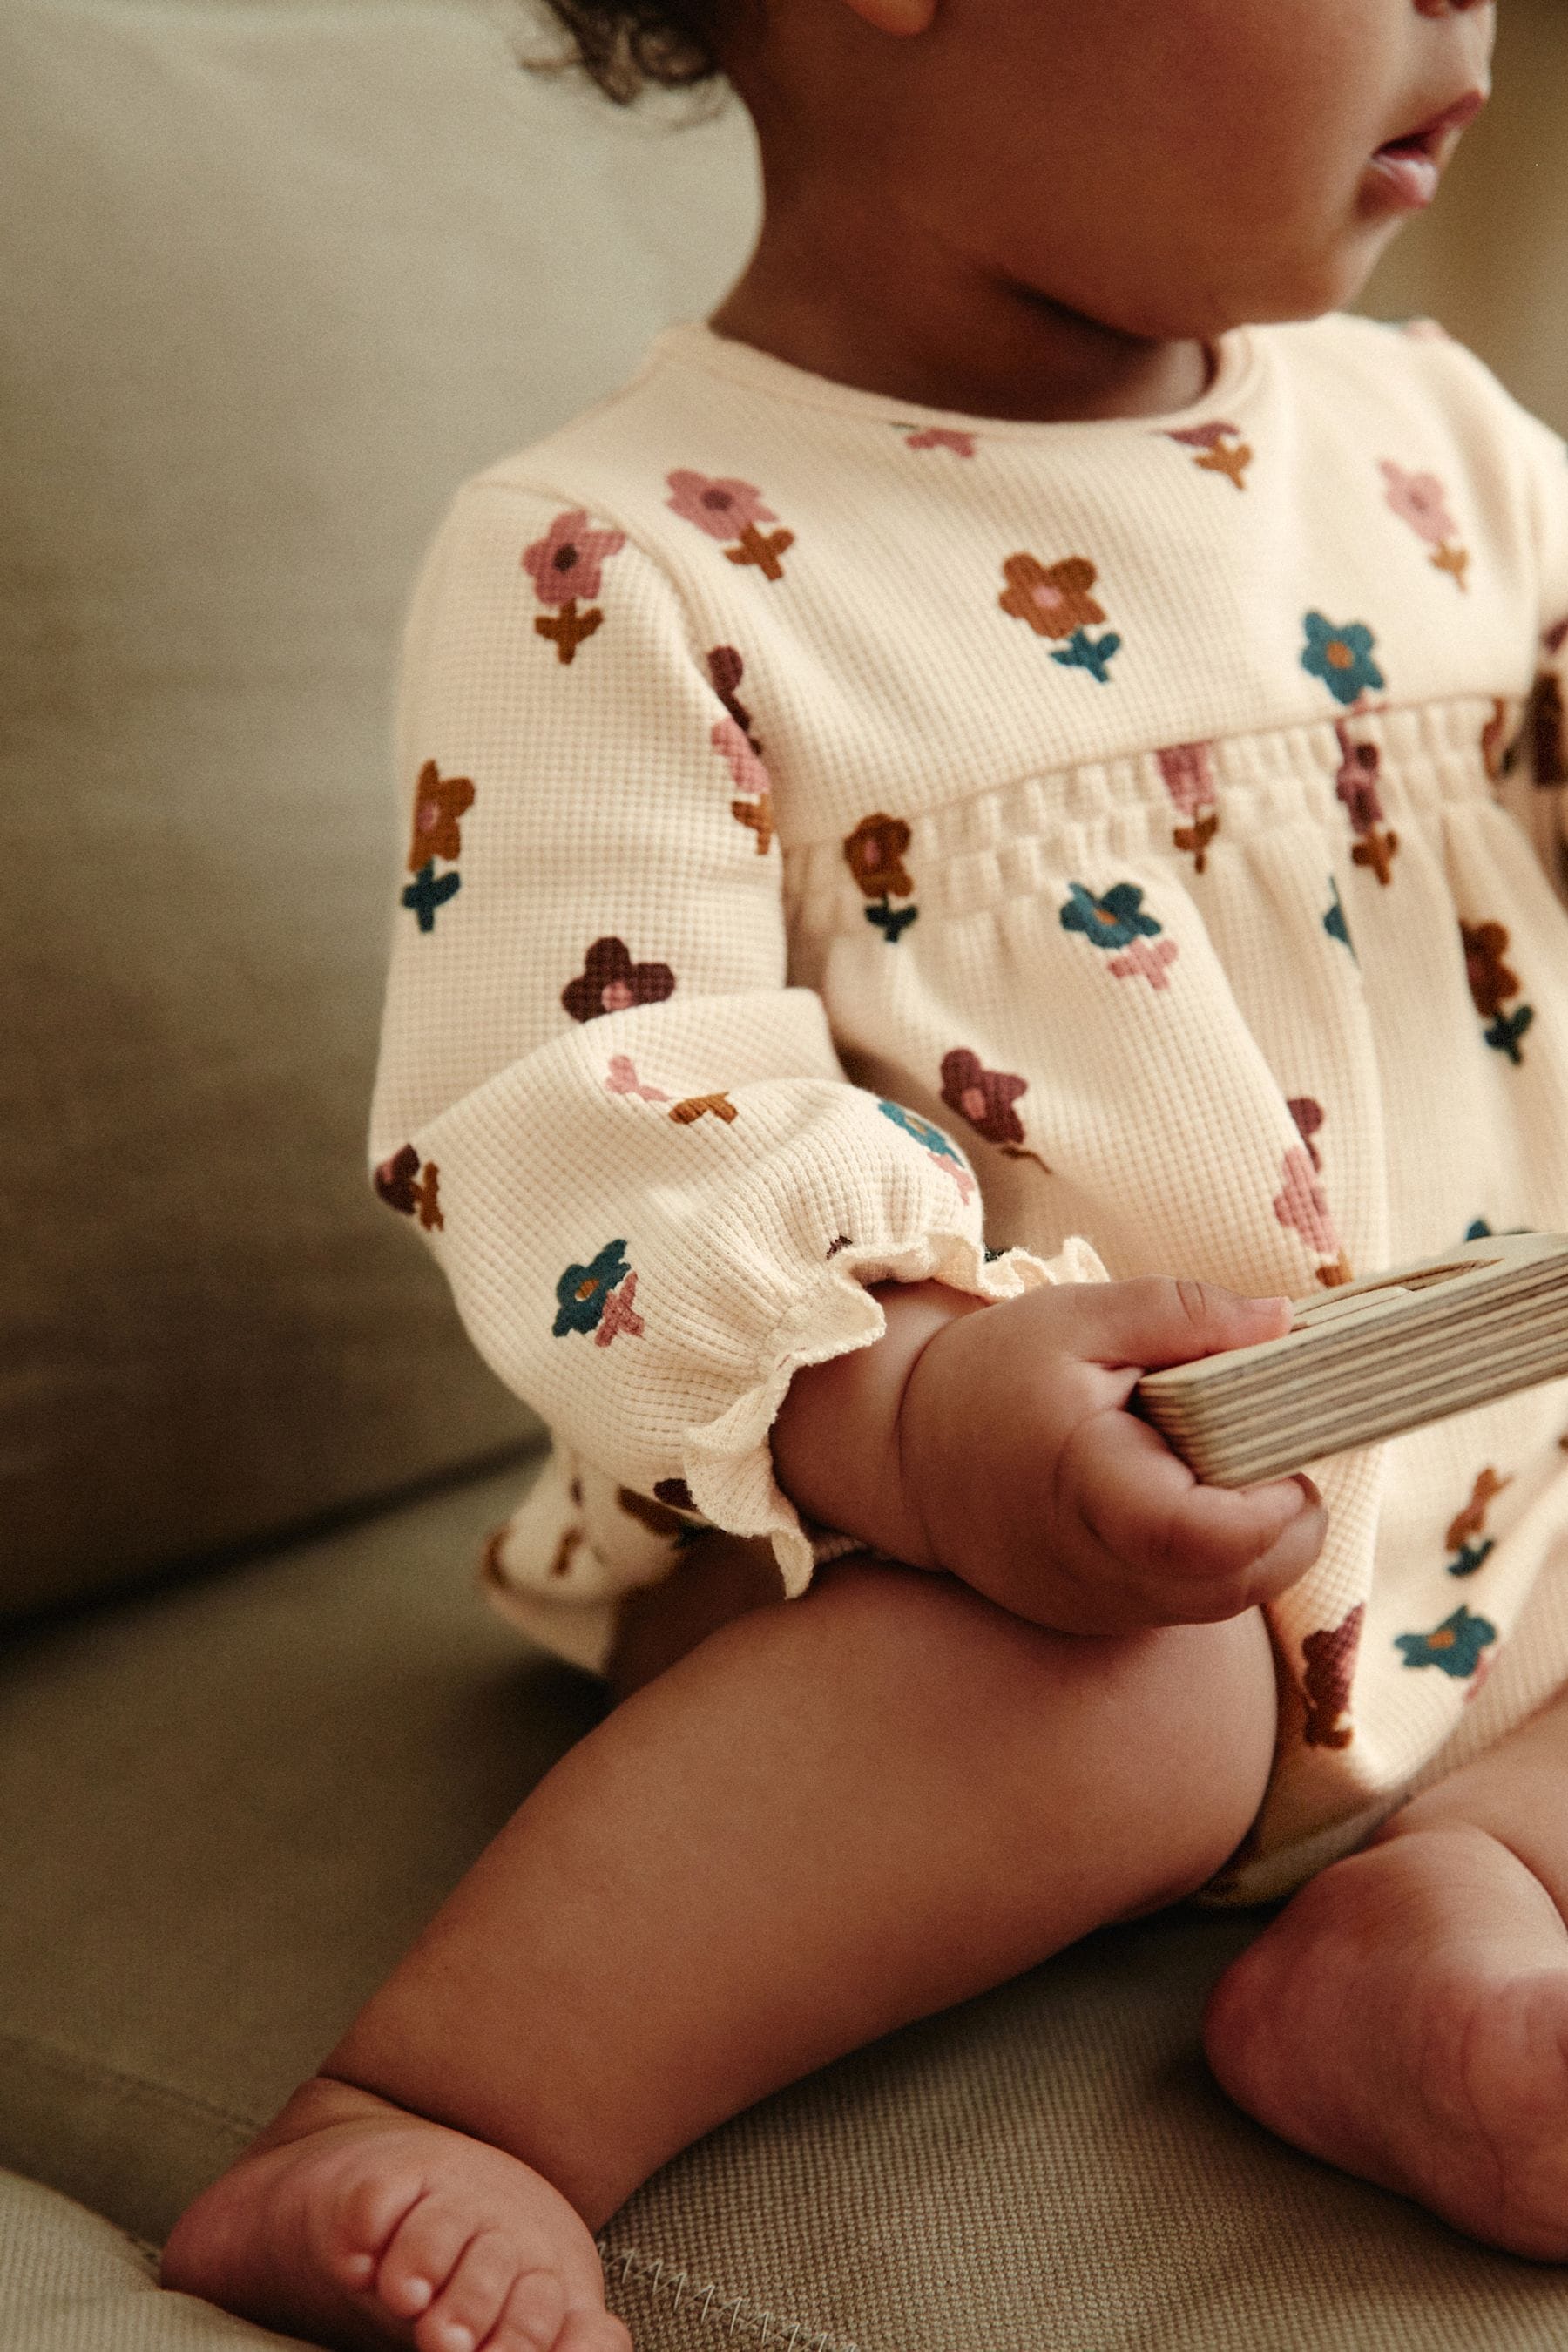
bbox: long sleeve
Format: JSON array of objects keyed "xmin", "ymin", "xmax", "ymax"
[{"xmin": 368, "ymin": 476, "xmax": 1104, "ymax": 1600}]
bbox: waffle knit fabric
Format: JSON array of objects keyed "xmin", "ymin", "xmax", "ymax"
[{"xmin": 369, "ymin": 311, "xmax": 1568, "ymax": 1903}]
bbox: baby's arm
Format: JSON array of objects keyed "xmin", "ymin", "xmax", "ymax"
[{"xmin": 774, "ymin": 1275, "xmax": 1326, "ymax": 1637}]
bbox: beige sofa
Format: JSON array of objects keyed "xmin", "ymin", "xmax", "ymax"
[{"xmin": 8, "ymin": 1, "xmax": 1568, "ymax": 2344}]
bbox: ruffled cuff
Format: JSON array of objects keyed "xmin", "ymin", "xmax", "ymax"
[{"xmin": 683, "ymin": 1230, "xmax": 1111, "ymax": 1598}]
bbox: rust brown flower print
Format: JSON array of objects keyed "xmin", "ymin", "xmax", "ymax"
[{"xmin": 407, "ymin": 761, "xmax": 475, "ymax": 873}]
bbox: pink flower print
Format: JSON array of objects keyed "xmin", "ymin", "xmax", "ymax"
[
  {"xmin": 711, "ymin": 715, "xmax": 774, "ymax": 855},
  {"xmin": 1156, "ymin": 741, "xmax": 1220, "ymax": 875},
  {"xmin": 1274, "ymin": 1143, "xmax": 1352, "ymax": 1288},
  {"xmin": 1164, "ymin": 421, "xmax": 1252, "ymax": 490},
  {"xmin": 562, "ymin": 936, "xmax": 676, "ymax": 1023},
  {"xmin": 604, "ymin": 1053, "xmax": 672, "ymax": 1103},
  {"xmin": 1379, "ymin": 460, "xmax": 1469, "ymax": 590},
  {"xmin": 522, "ymin": 508, "xmax": 625, "ymax": 665},
  {"xmin": 1334, "ymin": 722, "xmax": 1399, "ymax": 886},
  {"xmin": 1108, "ymin": 936, "xmax": 1179, "ymax": 990},
  {"xmin": 596, "ymin": 1269, "xmax": 644, "ymax": 1346},
  {"xmin": 902, "ymin": 426, "xmax": 977, "ymax": 457},
  {"xmin": 666, "ymin": 470, "xmax": 794, "ymax": 581}
]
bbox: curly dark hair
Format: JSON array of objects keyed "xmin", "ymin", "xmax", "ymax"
[{"xmin": 526, "ymin": 0, "xmax": 727, "ymax": 103}]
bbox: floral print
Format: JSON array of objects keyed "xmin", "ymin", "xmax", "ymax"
[
  {"xmin": 666, "ymin": 470, "xmax": 794, "ymax": 581},
  {"xmin": 1059, "ymin": 881, "xmax": 1179, "ymax": 988},
  {"xmin": 552, "ymin": 1239, "xmax": 645, "ymax": 1346},
  {"xmin": 562, "ymin": 937, "xmax": 676, "ymax": 1024},
  {"xmin": 706, "ymin": 646, "xmax": 774, "ymax": 853},
  {"xmin": 374, "ymin": 1143, "xmax": 443, "ymax": 1231},
  {"xmin": 1335, "ymin": 723, "xmax": 1400, "ymax": 886},
  {"xmin": 1164, "ymin": 421, "xmax": 1252, "ymax": 490},
  {"xmin": 895, "ymin": 423, "xmax": 977, "ymax": 456},
  {"xmin": 1322, "ymin": 876, "xmax": 1356, "ymax": 956},
  {"xmin": 522, "ymin": 508, "xmax": 625, "ymax": 665},
  {"xmin": 1156, "ymin": 741, "xmax": 1220, "ymax": 875},
  {"xmin": 843, "ymin": 813, "xmax": 919, "ymax": 943},
  {"xmin": 401, "ymin": 754, "xmax": 471, "ymax": 931},
  {"xmin": 1379, "ymin": 460, "xmax": 1469, "ymax": 589},
  {"xmin": 669, "ymin": 1091, "xmax": 737, "ymax": 1125},
  {"xmin": 408, "ymin": 761, "xmax": 475, "ymax": 870},
  {"xmin": 1394, "ymin": 1604, "xmax": 1497, "ymax": 1680},
  {"xmin": 1301, "ymin": 1603, "xmax": 1363, "ymax": 1748},
  {"xmin": 1301, "ymin": 612, "xmax": 1384, "ymax": 707},
  {"xmin": 939, "ymin": 1049, "xmax": 1051, "ymax": 1170},
  {"xmin": 604, "ymin": 1053, "xmax": 672, "ymax": 1103},
  {"xmin": 875, "ymin": 1099, "xmax": 977, "ymax": 1202},
  {"xmin": 1000, "ymin": 553, "xmax": 1120, "ymax": 682},
  {"xmin": 1482, "ymin": 698, "xmax": 1521, "ymax": 783},
  {"xmin": 1461, "ymin": 918, "xmax": 1535, "ymax": 1064},
  {"xmin": 1445, "ymin": 1465, "xmax": 1511, "ymax": 1578},
  {"xmin": 1273, "ymin": 1138, "xmax": 1352, "ymax": 1288}
]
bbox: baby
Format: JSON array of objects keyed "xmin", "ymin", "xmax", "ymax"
[{"xmin": 164, "ymin": 0, "xmax": 1568, "ymax": 2344}]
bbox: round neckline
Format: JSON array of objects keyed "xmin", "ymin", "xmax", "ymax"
[{"xmin": 648, "ymin": 316, "xmax": 1260, "ymax": 439}]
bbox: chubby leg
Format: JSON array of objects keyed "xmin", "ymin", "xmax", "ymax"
[
  {"xmin": 1205, "ymin": 1680, "xmax": 1568, "ymax": 2260},
  {"xmin": 164, "ymin": 1537, "xmax": 1277, "ymax": 2349}
]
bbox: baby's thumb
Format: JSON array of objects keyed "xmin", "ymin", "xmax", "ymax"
[{"xmin": 1094, "ymin": 1274, "xmax": 1293, "ymax": 1372}]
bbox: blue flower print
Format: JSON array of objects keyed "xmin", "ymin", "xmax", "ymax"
[
  {"xmin": 877, "ymin": 1100, "xmax": 962, "ymax": 1162},
  {"xmin": 1322, "ymin": 875, "xmax": 1356, "ymax": 958},
  {"xmin": 1393, "ymin": 1604, "xmax": 1497, "ymax": 1679},
  {"xmin": 553, "ymin": 1240, "xmax": 632, "ymax": 1337},
  {"xmin": 1301, "ymin": 612, "xmax": 1384, "ymax": 706},
  {"xmin": 1059, "ymin": 881, "xmax": 1162, "ymax": 952}
]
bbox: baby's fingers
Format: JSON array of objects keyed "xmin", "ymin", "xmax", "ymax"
[{"xmin": 1066, "ymin": 1409, "xmax": 1325, "ymax": 1624}]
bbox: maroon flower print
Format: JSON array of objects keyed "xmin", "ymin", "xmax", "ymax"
[
  {"xmin": 522, "ymin": 508, "xmax": 625, "ymax": 664},
  {"xmin": 666, "ymin": 470, "xmax": 794, "ymax": 582},
  {"xmin": 561, "ymin": 936, "xmax": 676, "ymax": 1023},
  {"xmin": 1528, "ymin": 666, "xmax": 1568, "ymax": 785},
  {"xmin": 1156, "ymin": 741, "xmax": 1220, "ymax": 875},
  {"xmin": 407, "ymin": 760, "xmax": 475, "ymax": 873},
  {"xmin": 1164, "ymin": 421, "xmax": 1251, "ymax": 490},
  {"xmin": 374, "ymin": 1143, "xmax": 443, "ymax": 1232},
  {"xmin": 1379, "ymin": 460, "xmax": 1468, "ymax": 589},
  {"xmin": 1335, "ymin": 721, "xmax": 1399, "ymax": 886},
  {"xmin": 1287, "ymin": 1095, "xmax": 1326, "ymax": 1173},
  {"xmin": 707, "ymin": 645, "xmax": 757, "ymax": 744},
  {"xmin": 938, "ymin": 1048, "xmax": 1051, "ymax": 1170}
]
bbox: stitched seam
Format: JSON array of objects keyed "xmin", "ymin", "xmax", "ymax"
[
  {"xmin": 0, "ymin": 2022, "xmax": 260, "ymax": 2138},
  {"xmin": 598, "ymin": 2240, "xmax": 860, "ymax": 2352}
]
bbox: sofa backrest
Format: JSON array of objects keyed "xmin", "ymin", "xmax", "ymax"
[{"xmin": 2, "ymin": 0, "xmax": 758, "ymax": 1619}]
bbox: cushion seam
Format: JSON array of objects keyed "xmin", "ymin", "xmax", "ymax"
[
  {"xmin": 0, "ymin": 2021, "xmax": 261, "ymax": 2139},
  {"xmin": 598, "ymin": 2240, "xmax": 862, "ymax": 2352}
]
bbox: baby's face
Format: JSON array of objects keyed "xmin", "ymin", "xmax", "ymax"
[{"xmin": 848, "ymin": 0, "xmax": 1497, "ymax": 339}]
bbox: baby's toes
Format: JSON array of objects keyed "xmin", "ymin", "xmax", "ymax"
[
  {"xmin": 373, "ymin": 2192, "xmax": 477, "ymax": 2324},
  {"xmin": 416, "ymin": 2240, "xmax": 564, "ymax": 2352},
  {"xmin": 551, "ymin": 2313, "xmax": 633, "ymax": 2352}
]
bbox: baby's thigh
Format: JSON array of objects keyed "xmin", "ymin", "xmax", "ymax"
[{"xmin": 609, "ymin": 1541, "xmax": 1277, "ymax": 1918}]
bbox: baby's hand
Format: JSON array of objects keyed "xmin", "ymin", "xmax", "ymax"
[{"xmin": 897, "ymin": 1279, "xmax": 1327, "ymax": 1636}]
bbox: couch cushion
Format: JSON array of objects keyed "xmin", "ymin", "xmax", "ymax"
[
  {"xmin": 0, "ymin": 0, "xmax": 759, "ymax": 1618},
  {"xmin": 8, "ymin": 1462, "xmax": 1568, "ymax": 2350}
]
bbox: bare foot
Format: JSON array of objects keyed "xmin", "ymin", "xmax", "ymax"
[
  {"xmin": 160, "ymin": 2077, "xmax": 634, "ymax": 2351},
  {"xmin": 1202, "ymin": 1821, "xmax": 1568, "ymax": 2260}
]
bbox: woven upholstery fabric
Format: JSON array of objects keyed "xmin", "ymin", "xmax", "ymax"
[
  {"xmin": 0, "ymin": 0, "xmax": 758, "ymax": 1618},
  {"xmin": 5, "ymin": 1459, "xmax": 1568, "ymax": 2349}
]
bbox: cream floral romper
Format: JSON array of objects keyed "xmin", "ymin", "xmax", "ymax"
[{"xmin": 369, "ymin": 312, "xmax": 1568, "ymax": 1904}]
